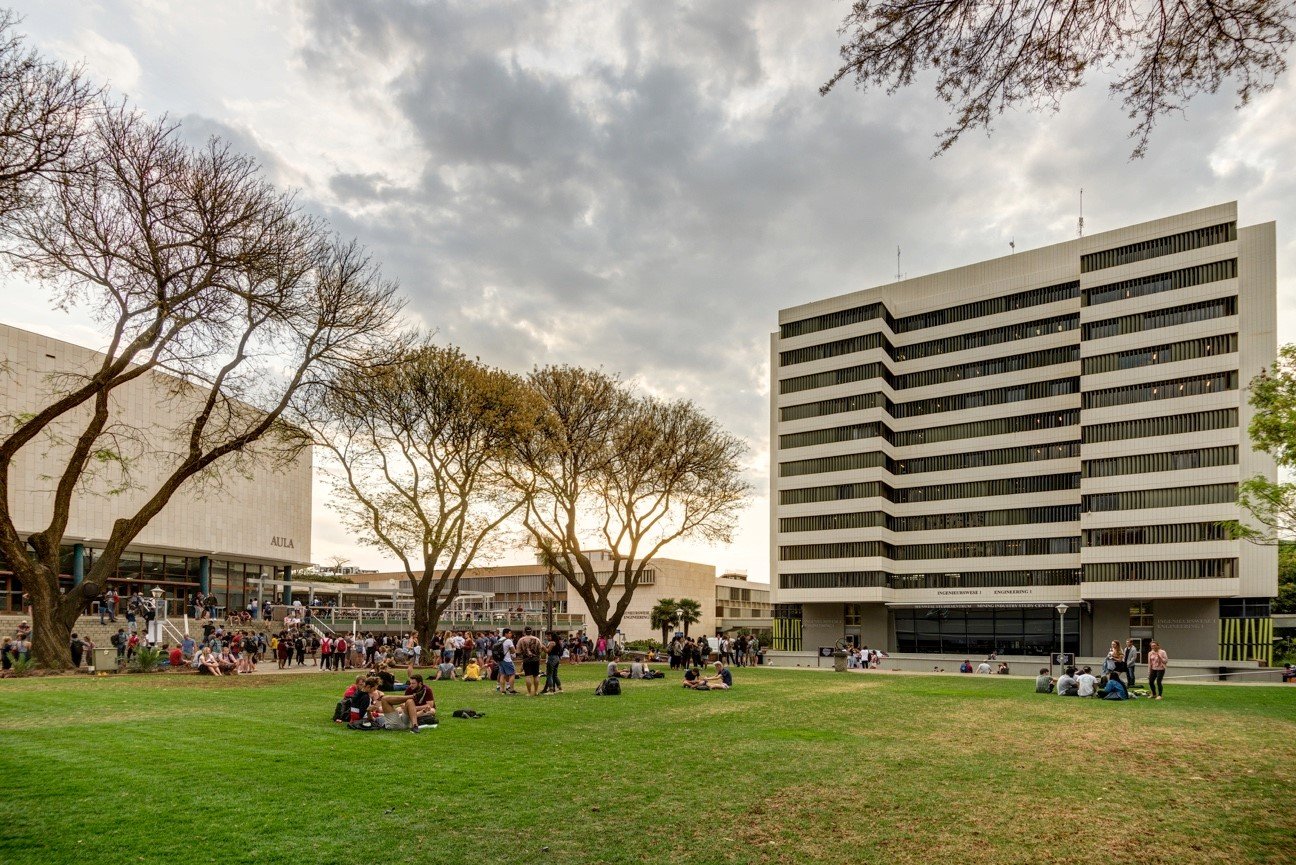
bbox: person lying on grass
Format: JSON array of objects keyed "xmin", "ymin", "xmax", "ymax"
[{"xmin": 379, "ymin": 673, "xmax": 436, "ymax": 732}]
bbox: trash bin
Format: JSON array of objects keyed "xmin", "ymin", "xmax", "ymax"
[{"xmin": 92, "ymin": 647, "xmax": 117, "ymax": 672}]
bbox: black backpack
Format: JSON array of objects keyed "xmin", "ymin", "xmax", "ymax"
[
  {"xmin": 595, "ymin": 676, "xmax": 621, "ymax": 696},
  {"xmin": 491, "ymin": 640, "xmax": 506, "ymax": 663}
]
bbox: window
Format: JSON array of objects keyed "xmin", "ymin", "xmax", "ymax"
[
  {"xmin": 1081, "ymin": 223, "xmax": 1235, "ymax": 273},
  {"xmin": 1082, "ymin": 334, "xmax": 1237, "ymax": 376},
  {"xmin": 780, "ymin": 377, "xmax": 1079, "ymax": 423},
  {"xmin": 1082, "ymin": 483, "xmax": 1236, "ymax": 512},
  {"xmin": 1129, "ymin": 602, "xmax": 1154, "ymax": 628},
  {"xmin": 779, "ymin": 442, "xmax": 1079, "ymax": 478},
  {"xmin": 1081, "ymin": 371, "xmax": 1236, "ymax": 410},
  {"xmin": 1081, "ymin": 446, "xmax": 1236, "ymax": 478},
  {"xmin": 1082, "ymin": 408, "xmax": 1236, "ymax": 444},
  {"xmin": 779, "ymin": 345, "xmax": 1079, "ymax": 395},
  {"xmin": 779, "ymin": 505, "xmax": 1080, "ymax": 533},
  {"xmin": 779, "ymin": 472, "xmax": 1080, "ymax": 506},
  {"xmin": 1083, "ymin": 258, "xmax": 1237, "ymax": 305},
  {"xmin": 1083, "ymin": 296, "xmax": 1236, "ymax": 341},
  {"xmin": 779, "ymin": 282, "xmax": 1079, "ymax": 341},
  {"xmin": 772, "ymin": 604, "xmax": 803, "ymax": 652},
  {"xmin": 1219, "ymin": 598, "xmax": 1271, "ymax": 618},
  {"xmin": 1083, "ymin": 559, "xmax": 1236, "ymax": 582},
  {"xmin": 1083, "ymin": 522, "xmax": 1230, "ymax": 546},
  {"xmin": 893, "ymin": 606, "xmax": 1079, "ymax": 655}
]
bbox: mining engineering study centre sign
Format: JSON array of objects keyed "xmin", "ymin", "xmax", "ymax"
[{"xmin": 884, "ymin": 586, "xmax": 1077, "ymax": 608}]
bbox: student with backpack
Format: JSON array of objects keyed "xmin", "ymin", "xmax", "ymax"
[{"xmin": 493, "ymin": 628, "xmax": 517, "ymax": 694}]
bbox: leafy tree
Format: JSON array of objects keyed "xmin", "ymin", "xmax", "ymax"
[
  {"xmin": 1277, "ymin": 541, "xmax": 1296, "ymax": 614},
  {"xmin": 650, "ymin": 597, "xmax": 679, "ymax": 646},
  {"xmin": 822, "ymin": 0, "xmax": 1295, "ymax": 157},
  {"xmin": 675, "ymin": 598, "xmax": 702, "ymax": 637},
  {"xmin": 1226, "ymin": 344, "xmax": 1296, "ymax": 545},
  {"xmin": 512, "ymin": 367, "xmax": 749, "ymax": 641},
  {"xmin": 0, "ymin": 105, "xmax": 400, "ymax": 669},
  {"xmin": 307, "ymin": 342, "xmax": 538, "ymax": 651}
]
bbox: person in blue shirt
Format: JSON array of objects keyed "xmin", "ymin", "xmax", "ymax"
[
  {"xmin": 705, "ymin": 661, "xmax": 733, "ymax": 690},
  {"xmin": 1101, "ymin": 674, "xmax": 1129, "ymax": 701}
]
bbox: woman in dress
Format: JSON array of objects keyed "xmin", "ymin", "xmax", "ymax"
[{"xmin": 1103, "ymin": 640, "xmax": 1120, "ymax": 676}]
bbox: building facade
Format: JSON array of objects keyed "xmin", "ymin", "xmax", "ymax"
[
  {"xmin": 0, "ymin": 323, "xmax": 312, "ymax": 614},
  {"xmin": 769, "ymin": 203, "xmax": 1277, "ymax": 663},
  {"xmin": 357, "ymin": 551, "xmax": 772, "ymax": 642}
]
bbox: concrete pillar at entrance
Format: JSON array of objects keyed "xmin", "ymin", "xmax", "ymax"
[
  {"xmin": 72, "ymin": 543, "xmax": 85, "ymax": 586},
  {"xmin": 282, "ymin": 564, "xmax": 292, "ymax": 605},
  {"xmin": 198, "ymin": 556, "xmax": 210, "ymax": 595}
]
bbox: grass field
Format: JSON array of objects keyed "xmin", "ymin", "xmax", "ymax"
[{"xmin": 0, "ymin": 665, "xmax": 1293, "ymax": 865}]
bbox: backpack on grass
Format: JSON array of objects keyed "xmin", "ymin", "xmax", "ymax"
[{"xmin": 595, "ymin": 676, "xmax": 621, "ymax": 696}]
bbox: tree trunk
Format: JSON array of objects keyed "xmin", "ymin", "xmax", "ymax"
[
  {"xmin": 412, "ymin": 586, "xmax": 433, "ymax": 662},
  {"xmin": 25, "ymin": 568, "xmax": 73, "ymax": 670}
]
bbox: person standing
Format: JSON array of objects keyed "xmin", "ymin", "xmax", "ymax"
[
  {"xmin": 1147, "ymin": 640, "xmax": 1168, "ymax": 700},
  {"xmin": 543, "ymin": 631, "xmax": 564, "ymax": 694},
  {"xmin": 516, "ymin": 627, "xmax": 544, "ymax": 696},
  {"xmin": 69, "ymin": 633, "xmax": 85, "ymax": 668},
  {"xmin": 496, "ymin": 627, "xmax": 517, "ymax": 694},
  {"xmin": 1123, "ymin": 639, "xmax": 1139, "ymax": 689}
]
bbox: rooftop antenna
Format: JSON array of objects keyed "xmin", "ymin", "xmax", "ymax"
[
  {"xmin": 896, "ymin": 245, "xmax": 902, "ymax": 281},
  {"xmin": 1009, "ymin": 237, "xmax": 1016, "ymax": 254},
  {"xmin": 1077, "ymin": 188, "xmax": 1085, "ymax": 238}
]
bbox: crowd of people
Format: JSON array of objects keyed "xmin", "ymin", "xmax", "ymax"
[{"xmin": 1032, "ymin": 640, "xmax": 1169, "ymax": 700}]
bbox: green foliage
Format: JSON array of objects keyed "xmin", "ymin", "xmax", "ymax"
[
  {"xmin": 127, "ymin": 646, "xmax": 162, "ymax": 673},
  {"xmin": 622, "ymin": 639, "xmax": 660, "ymax": 652},
  {"xmin": 1231, "ymin": 347, "xmax": 1296, "ymax": 544},
  {"xmin": 3, "ymin": 653, "xmax": 36, "ymax": 677},
  {"xmin": 649, "ymin": 598, "xmax": 679, "ymax": 645},
  {"xmin": 675, "ymin": 598, "xmax": 703, "ymax": 636}
]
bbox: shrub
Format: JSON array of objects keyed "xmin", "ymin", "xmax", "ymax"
[
  {"xmin": 128, "ymin": 646, "xmax": 163, "ymax": 673},
  {"xmin": 4, "ymin": 652, "xmax": 37, "ymax": 677}
]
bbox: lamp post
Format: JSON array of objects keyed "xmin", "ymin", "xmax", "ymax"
[
  {"xmin": 149, "ymin": 585, "xmax": 166, "ymax": 646},
  {"xmin": 1056, "ymin": 603, "xmax": 1069, "ymax": 661}
]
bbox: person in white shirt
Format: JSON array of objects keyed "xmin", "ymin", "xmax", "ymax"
[
  {"xmin": 976, "ymin": 660, "xmax": 993, "ymax": 674},
  {"xmin": 1076, "ymin": 666, "xmax": 1098, "ymax": 697},
  {"xmin": 1056, "ymin": 667, "xmax": 1080, "ymax": 696}
]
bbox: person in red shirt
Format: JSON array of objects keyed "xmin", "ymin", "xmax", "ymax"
[{"xmin": 168, "ymin": 646, "xmax": 183, "ymax": 668}]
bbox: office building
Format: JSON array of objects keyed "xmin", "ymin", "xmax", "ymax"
[{"xmin": 769, "ymin": 203, "xmax": 1276, "ymax": 663}]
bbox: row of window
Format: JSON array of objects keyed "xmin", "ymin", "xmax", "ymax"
[
  {"xmin": 1081, "ymin": 333, "xmax": 1237, "ymax": 375},
  {"xmin": 1083, "ymin": 558, "xmax": 1237, "ymax": 582},
  {"xmin": 780, "ymin": 441, "xmax": 1079, "ymax": 478},
  {"xmin": 779, "ymin": 537, "xmax": 1078, "ymax": 562},
  {"xmin": 1083, "ymin": 295, "xmax": 1236, "ymax": 341},
  {"xmin": 1081, "ymin": 446, "xmax": 1237, "ymax": 478},
  {"xmin": 779, "ymin": 409, "xmax": 1080, "ymax": 451},
  {"xmin": 1083, "ymin": 522, "xmax": 1231, "ymax": 546},
  {"xmin": 1080, "ymin": 222, "xmax": 1235, "ymax": 273},
  {"xmin": 1081, "ymin": 408, "xmax": 1236, "ymax": 444},
  {"xmin": 778, "ymin": 569, "xmax": 1082, "ymax": 590},
  {"xmin": 780, "ymin": 344, "xmax": 1078, "ymax": 395},
  {"xmin": 779, "ymin": 282, "xmax": 1079, "ymax": 340},
  {"xmin": 781, "ymin": 376, "xmax": 1079, "ymax": 422},
  {"xmin": 780, "ymin": 504, "xmax": 1080, "ymax": 533},
  {"xmin": 780, "ymin": 472, "xmax": 1080, "ymax": 506},
  {"xmin": 780, "ymin": 312, "xmax": 1079, "ymax": 367},
  {"xmin": 1083, "ymin": 258, "xmax": 1237, "ymax": 306},
  {"xmin": 1082, "ymin": 371, "xmax": 1236, "ymax": 410},
  {"xmin": 1082, "ymin": 483, "xmax": 1237, "ymax": 512}
]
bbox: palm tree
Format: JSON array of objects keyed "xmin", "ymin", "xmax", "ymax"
[
  {"xmin": 675, "ymin": 598, "xmax": 702, "ymax": 637},
  {"xmin": 650, "ymin": 598, "xmax": 679, "ymax": 648}
]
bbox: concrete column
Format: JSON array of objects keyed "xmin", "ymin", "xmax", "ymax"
[
  {"xmin": 72, "ymin": 543, "xmax": 85, "ymax": 586},
  {"xmin": 198, "ymin": 556, "xmax": 210, "ymax": 595},
  {"xmin": 282, "ymin": 564, "xmax": 292, "ymax": 605}
]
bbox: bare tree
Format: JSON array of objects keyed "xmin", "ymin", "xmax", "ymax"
[
  {"xmin": 308, "ymin": 342, "xmax": 538, "ymax": 651},
  {"xmin": 0, "ymin": 10, "xmax": 99, "ymax": 222},
  {"xmin": 822, "ymin": 0, "xmax": 1295, "ymax": 157},
  {"xmin": 0, "ymin": 109, "xmax": 401, "ymax": 668},
  {"xmin": 514, "ymin": 367, "xmax": 750, "ymax": 641}
]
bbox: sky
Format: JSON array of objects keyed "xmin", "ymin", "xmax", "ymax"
[{"xmin": 5, "ymin": 0, "xmax": 1295, "ymax": 583}]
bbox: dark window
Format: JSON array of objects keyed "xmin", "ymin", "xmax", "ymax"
[
  {"xmin": 1082, "ymin": 408, "xmax": 1237, "ymax": 444},
  {"xmin": 1082, "ymin": 371, "xmax": 1236, "ymax": 409},
  {"xmin": 1082, "ymin": 483, "xmax": 1237, "ymax": 512},
  {"xmin": 1082, "ymin": 446, "xmax": 1236, "ymax": 478},
  {"xmin": 1084, "ymin": 296, "xmax": 1236, "ymax": 340},
  {"xmin": 1081, "ymin": 223, "xmax": 1235, "ymax": 273},
  {"xmin": 1082, "ymin": 334, "xmax": 1238, "ymax": 375},
  {"xmin": 1083, "ymin": 559, "xmax": 1236, "ymax": 582},
  {"xmin": 780, "ymin": 472, "xmax": 1080, "ymax": 506},
  {"xmin": 1083, "ymin": 522, "xmax": 1230, "ymax": 546}
]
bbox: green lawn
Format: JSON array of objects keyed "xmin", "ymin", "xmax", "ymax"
[{"xmin": 0, "ymin": 665, "xmax": 1293, "ymax": 864}]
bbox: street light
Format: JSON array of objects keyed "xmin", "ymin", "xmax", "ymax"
[{"xmin": 1056, "ymin": 603, "xmax": 1069, "ymax": 659}]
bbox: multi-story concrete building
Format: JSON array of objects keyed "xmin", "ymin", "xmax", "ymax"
[
  {"xmin": 769, "ymin": 203, "xmax": 1277, "ymax": 664},
  {"xmin": 0, "ymin": 323, "xmax": 312, "ymax": 614}
]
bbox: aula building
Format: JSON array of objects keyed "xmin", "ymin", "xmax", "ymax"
[{"xmin": 769, "ymin": 203, "xmax": 1277, "ymax": 665}]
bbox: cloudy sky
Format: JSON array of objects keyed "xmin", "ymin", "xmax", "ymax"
[{"xmin": 7, "ymin": 1, "xmax": 1295, "ymax": 581}]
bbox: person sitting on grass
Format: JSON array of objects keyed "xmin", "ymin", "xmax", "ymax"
[
  {"xmin": 1035, "ymin": 668, "xmax": 1055, "ymax": 693},
  {"xmin": 606, "ymin": 659, "xmax": 630, "ymax": 679},
  {"xmin": 1056, "ymin": 666, "xmax": 1079, "ymax": 696},
  {"xmin": 380, "ymin": 673, "xmax": 436, "ymax": 732},
  {"xmin": 1076, "ymin": 666, "xmax": 1099, "ymax": 698},
  {"xmin": 682, "ymin": 668, "xmax": 709, "ymax": 690},
  {"xmin": 976, "ymin": 659, "xmax": 992, "ymax": 674},
  {"xmin": 630, "ymin": 657, "xmax": 646, "ymax": 679},
  {"xmin": 195, "ymin": 646, "xmax": 222, "ymax": 676},
  {"xmin": 464, "ymin": 657, "xmax": 482, "ymax": 681},
  {"xmin": 960, "ymin": 660, "xmax": 974, "ymax": 674},
  {"xmin": 703, "ymin": 661, "xmax": 733, "ymax": 690},
  {"xmin": 1101, "ymin": 673, "xmax": 1129, "ymax": 701},
  {"xmin": 996, "ymin": 662, "xmax": 1010, "ymax": 675}
]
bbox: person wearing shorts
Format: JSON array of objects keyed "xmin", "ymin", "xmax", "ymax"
[
  {"xmin": 515, "ymin": 627, "xmax": 543, "ymax": 696},
  {"xmin": 497, "ymin": 628, "xmax": 517, "ymax": 694}
]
